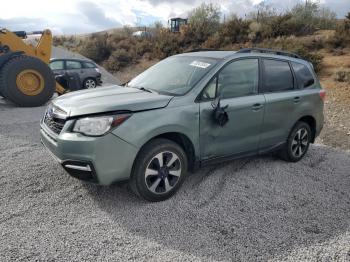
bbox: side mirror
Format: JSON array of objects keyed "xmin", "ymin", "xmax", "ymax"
[
  {"xmin": 211, "ymin": 96, "xmax": 221, "ymax": 109},
  {"xmin": 212, "ymin": 96, "xmax": 229, "ymax": 127}
]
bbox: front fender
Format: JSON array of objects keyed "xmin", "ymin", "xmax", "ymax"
[{"xmin": 112, "ymin": 104, "xmax": 200, "ymax": 157}]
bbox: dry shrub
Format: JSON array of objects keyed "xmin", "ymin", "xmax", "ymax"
[
  {"xmin": 334, "ymin": 69, "xmax": 350, "ymax": 83},
  {"xmin": 105, "ymin": 49, "xmax": 133, "ymax": 72},
  {"xmin": 135, "ymin": 40, "xmax": 153, "ymax": 57},
  {"xmin": 331, "ymin": 48, "xmax": 345, "ymax": 56},
  {"xmin": 79, "ymin": 34, "xmax": 110, "ymax": 63},
  {"xmin": 328, "ymin": 12, "xmax": 350, "ymax": 48},
  {"xmin": 154, "ymin": 30, "xmax": 184, "ymax": 58}
]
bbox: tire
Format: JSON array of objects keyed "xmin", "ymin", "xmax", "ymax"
[
  {"xmin": 130, "ymin": 138, "xmax": 188, "ymax": 202},
  {"xmin": 83, "ymin": 78, "xmax": 97, "ymax": 89},
  {"xmin": 279, "ymin": 121, "xmax": 312, "ymax": 162},
  {"xmin": 0, "ymin": 55, "xmax": 55, "ymax": 107}
]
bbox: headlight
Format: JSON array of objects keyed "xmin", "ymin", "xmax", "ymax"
[{"xmin": 73, "ymin": 114, "xmax": 131, "ymax": 136}]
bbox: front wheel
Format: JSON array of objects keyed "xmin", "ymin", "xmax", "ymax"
[
  {"xmin": 279, "ymin": 121, "xmax": 311, "ymax": 162},
  {"xmin": 130, "ymin": 138, "xmax": 188, "ymax": 202}
]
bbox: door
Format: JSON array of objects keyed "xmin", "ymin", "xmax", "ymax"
[
  {"xmin": 66, "ymin": 60, "xmax": 85, "ymax": 79},
  {"xmin": 259, "ymin": 58, "xmax": 300, "ymax": 149},
  {"xmin": 199, "ymin": 58, "xmax": 265, "ymax": 160}
]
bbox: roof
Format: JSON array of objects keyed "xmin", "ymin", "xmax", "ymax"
[{"xmin": 50, "ymin": 58, "xmax": 94, "ymax": 63}]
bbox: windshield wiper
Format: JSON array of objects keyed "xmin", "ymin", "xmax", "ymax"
[
  {"xmin": 139, "ymin": 87, "xmax": 153, "ymax": 93},
  {"xmin": 131, "ymin": 86, "xmax": 156, "ymax": 94}
]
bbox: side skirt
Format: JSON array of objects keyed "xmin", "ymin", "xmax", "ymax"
[{"xmin": 195, "ymin": 142, "xmax": 286, "ymax": 170}]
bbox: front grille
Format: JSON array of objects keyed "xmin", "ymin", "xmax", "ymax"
[{"xmin": 43, "ymin": 106, "xmax": 67, "ymax": 135}]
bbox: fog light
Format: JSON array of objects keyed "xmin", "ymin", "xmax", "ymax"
[{"xmin": 64, "ymin": 164, "xmax": 91, "ymax": 172}]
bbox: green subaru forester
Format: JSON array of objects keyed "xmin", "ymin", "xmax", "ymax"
[{"xmin": 41, "ymin": 48, "xmax": 325, "ymax": 202}]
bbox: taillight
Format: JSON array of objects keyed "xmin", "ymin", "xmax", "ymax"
[{"xmin": 319, "ymin": 89, "xmax": 326, "ymax": 101}]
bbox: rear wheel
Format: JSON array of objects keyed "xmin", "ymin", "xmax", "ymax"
[
  {"xmin": 279, "ymin": 121, "xmax": 311, "ymax": 162},
  {"xmin": 0, "ymin": 55, "xmax": 55, "ymax": 107},
  {"xmin": 130, "ymin": 138, "xmax": 188, "ymax": 202},
  {"xmin": 83, "ymin": 78, "xmax": 97, "ymax": 89}
]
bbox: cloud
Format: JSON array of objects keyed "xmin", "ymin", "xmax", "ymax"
[
  {"xmin": 1, "ymin": 0, "xmax": 349, "ymax": 34},
  {"xmin": 0, "ymin": 17, "xmax": 48, "ymax": 32},
  {"xmin": 76, "ymin": 1, "xmax": 122, "ymax": 30},
  {"xmin": 325, "ymin": 0, "xmax": 350, "ymax": 18}
]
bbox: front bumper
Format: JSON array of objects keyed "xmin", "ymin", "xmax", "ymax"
[{"xmin": 40, "ymin": 122, "xmax": 138, "ymax": 185}]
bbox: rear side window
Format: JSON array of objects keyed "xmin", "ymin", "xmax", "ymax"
[
  {"xmin": 83, "ymin": 62, "xmax": 96, "ymax": 68},
  {"xmin": 292, "ymin": 62, "xmax": 315, "ymax": 88},
  {"xmin": 49, "ymin": 61, "xmax": 64, "ymax": 70},
  {"xmin": 262, "ymin": 59, "xmax": 294, "ymax": 93},
  {"xmin": 66, "ymin": 61, "xmax": 82, "ymax": 70}
]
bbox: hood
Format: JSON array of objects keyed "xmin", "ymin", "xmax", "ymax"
[{"xmin": 52, "ymin": 85, "xmax": 173, "ymax": 117}]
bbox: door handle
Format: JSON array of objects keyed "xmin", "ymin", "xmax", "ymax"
[
  {"xmin": 252, "ymin": 103, "xmax": 264, "ymax": 111},
  {"xmin": 294, "ymin": 96, "xmax": 301, "ymax": 103}
]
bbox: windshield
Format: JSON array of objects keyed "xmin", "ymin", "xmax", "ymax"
[{"xmin": 128, "ymin": 56, "xmax": 218, "ymax": 95}]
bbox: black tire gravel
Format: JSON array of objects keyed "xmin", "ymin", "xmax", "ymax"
[
  {"xmin": 279, "ymin": 121, "xmax": 312, "ymax": 162},
  {"xmin": 130, "ymin": 138, "xmax": 188, "ymax": 202},
  {"xmin": 0, "ymin": 55, "xmax": 55, "ymax": 107}
]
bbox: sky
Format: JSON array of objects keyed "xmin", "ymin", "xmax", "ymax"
[{"xmin": 1, "ymin": 0, "xmax": 349, "ymax": 34}]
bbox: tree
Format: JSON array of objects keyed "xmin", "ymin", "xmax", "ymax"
[
  {"xmin": 247, "ymin": 2, "xmax": 277, "ymax": 23},
  {"xmin": 290, "ymin": 0, "xmax": 336, "ymax": 30},
  {"xmin": 346, "ymin": 12, "xmax": 350, "ymax": 20},
  {"xmin": 187, "ymin": 3, "xmax": 221, "ymax": 43}
]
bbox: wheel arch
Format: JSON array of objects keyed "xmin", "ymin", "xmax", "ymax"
[
  {"xmin": 297, "ymin": 115, "xmax": 317, "ymax": 143},
  {"xmin": 134, "ymin": 132, "xmax": 197, "ymax": 172},
  {"xmin": 83, "ymin": 76, "xmax": 97, "ymax": 84}
]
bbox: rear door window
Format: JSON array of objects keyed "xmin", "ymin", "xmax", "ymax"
[
  {"xmin": 262, "ymin": 59, "xmax": 294, "ymax": 93},
  {"xmin": 66, "ymin": 61, "xmax": 82, "ymax": 70},
  {"xmin": 291, "ymin": 62, "xmax": 315, "ymax": 88}
]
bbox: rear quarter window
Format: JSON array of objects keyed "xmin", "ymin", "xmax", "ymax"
[
  {"xmin": 83, "ymin": 62, "xmax": 97, "ymax": 68},
  {"xmin": 292, "ymin": 62, "xmax": 315, "ymax": 88}
]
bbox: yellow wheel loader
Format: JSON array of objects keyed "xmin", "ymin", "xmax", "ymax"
[{"xmin": 0, "ymin": 29, "xmax": 66, "ymax": 107}]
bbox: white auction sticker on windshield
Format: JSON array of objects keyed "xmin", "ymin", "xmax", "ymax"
[{"xmin": 190, "ymin": 61, "xmax": 211, "ymax": 69}]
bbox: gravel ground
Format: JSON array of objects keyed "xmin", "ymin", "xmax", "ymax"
[{"xmin": 1, "ymin": 104, "xmax": 350, "ymax": 261}]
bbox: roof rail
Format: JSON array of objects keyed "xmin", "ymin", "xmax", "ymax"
[
  {"xmin": 186, "ymin": 48, "xmax": 220, "ymax": 53},
  {"xmin": 237, "ymin": 48, "xmax": 302, "ymax": 59}
]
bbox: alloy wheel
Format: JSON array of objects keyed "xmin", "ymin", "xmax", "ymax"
[
  {"xmin": 291, "ymin": 127, "xmax": 309, "ymax": 158},
  {"xmin": 85, "ymin": 79, "xmax": 96, "ymax": 89},
  {"xmin": 144, "ymin": 151, "xmax": 182, "ymax": 194}
]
